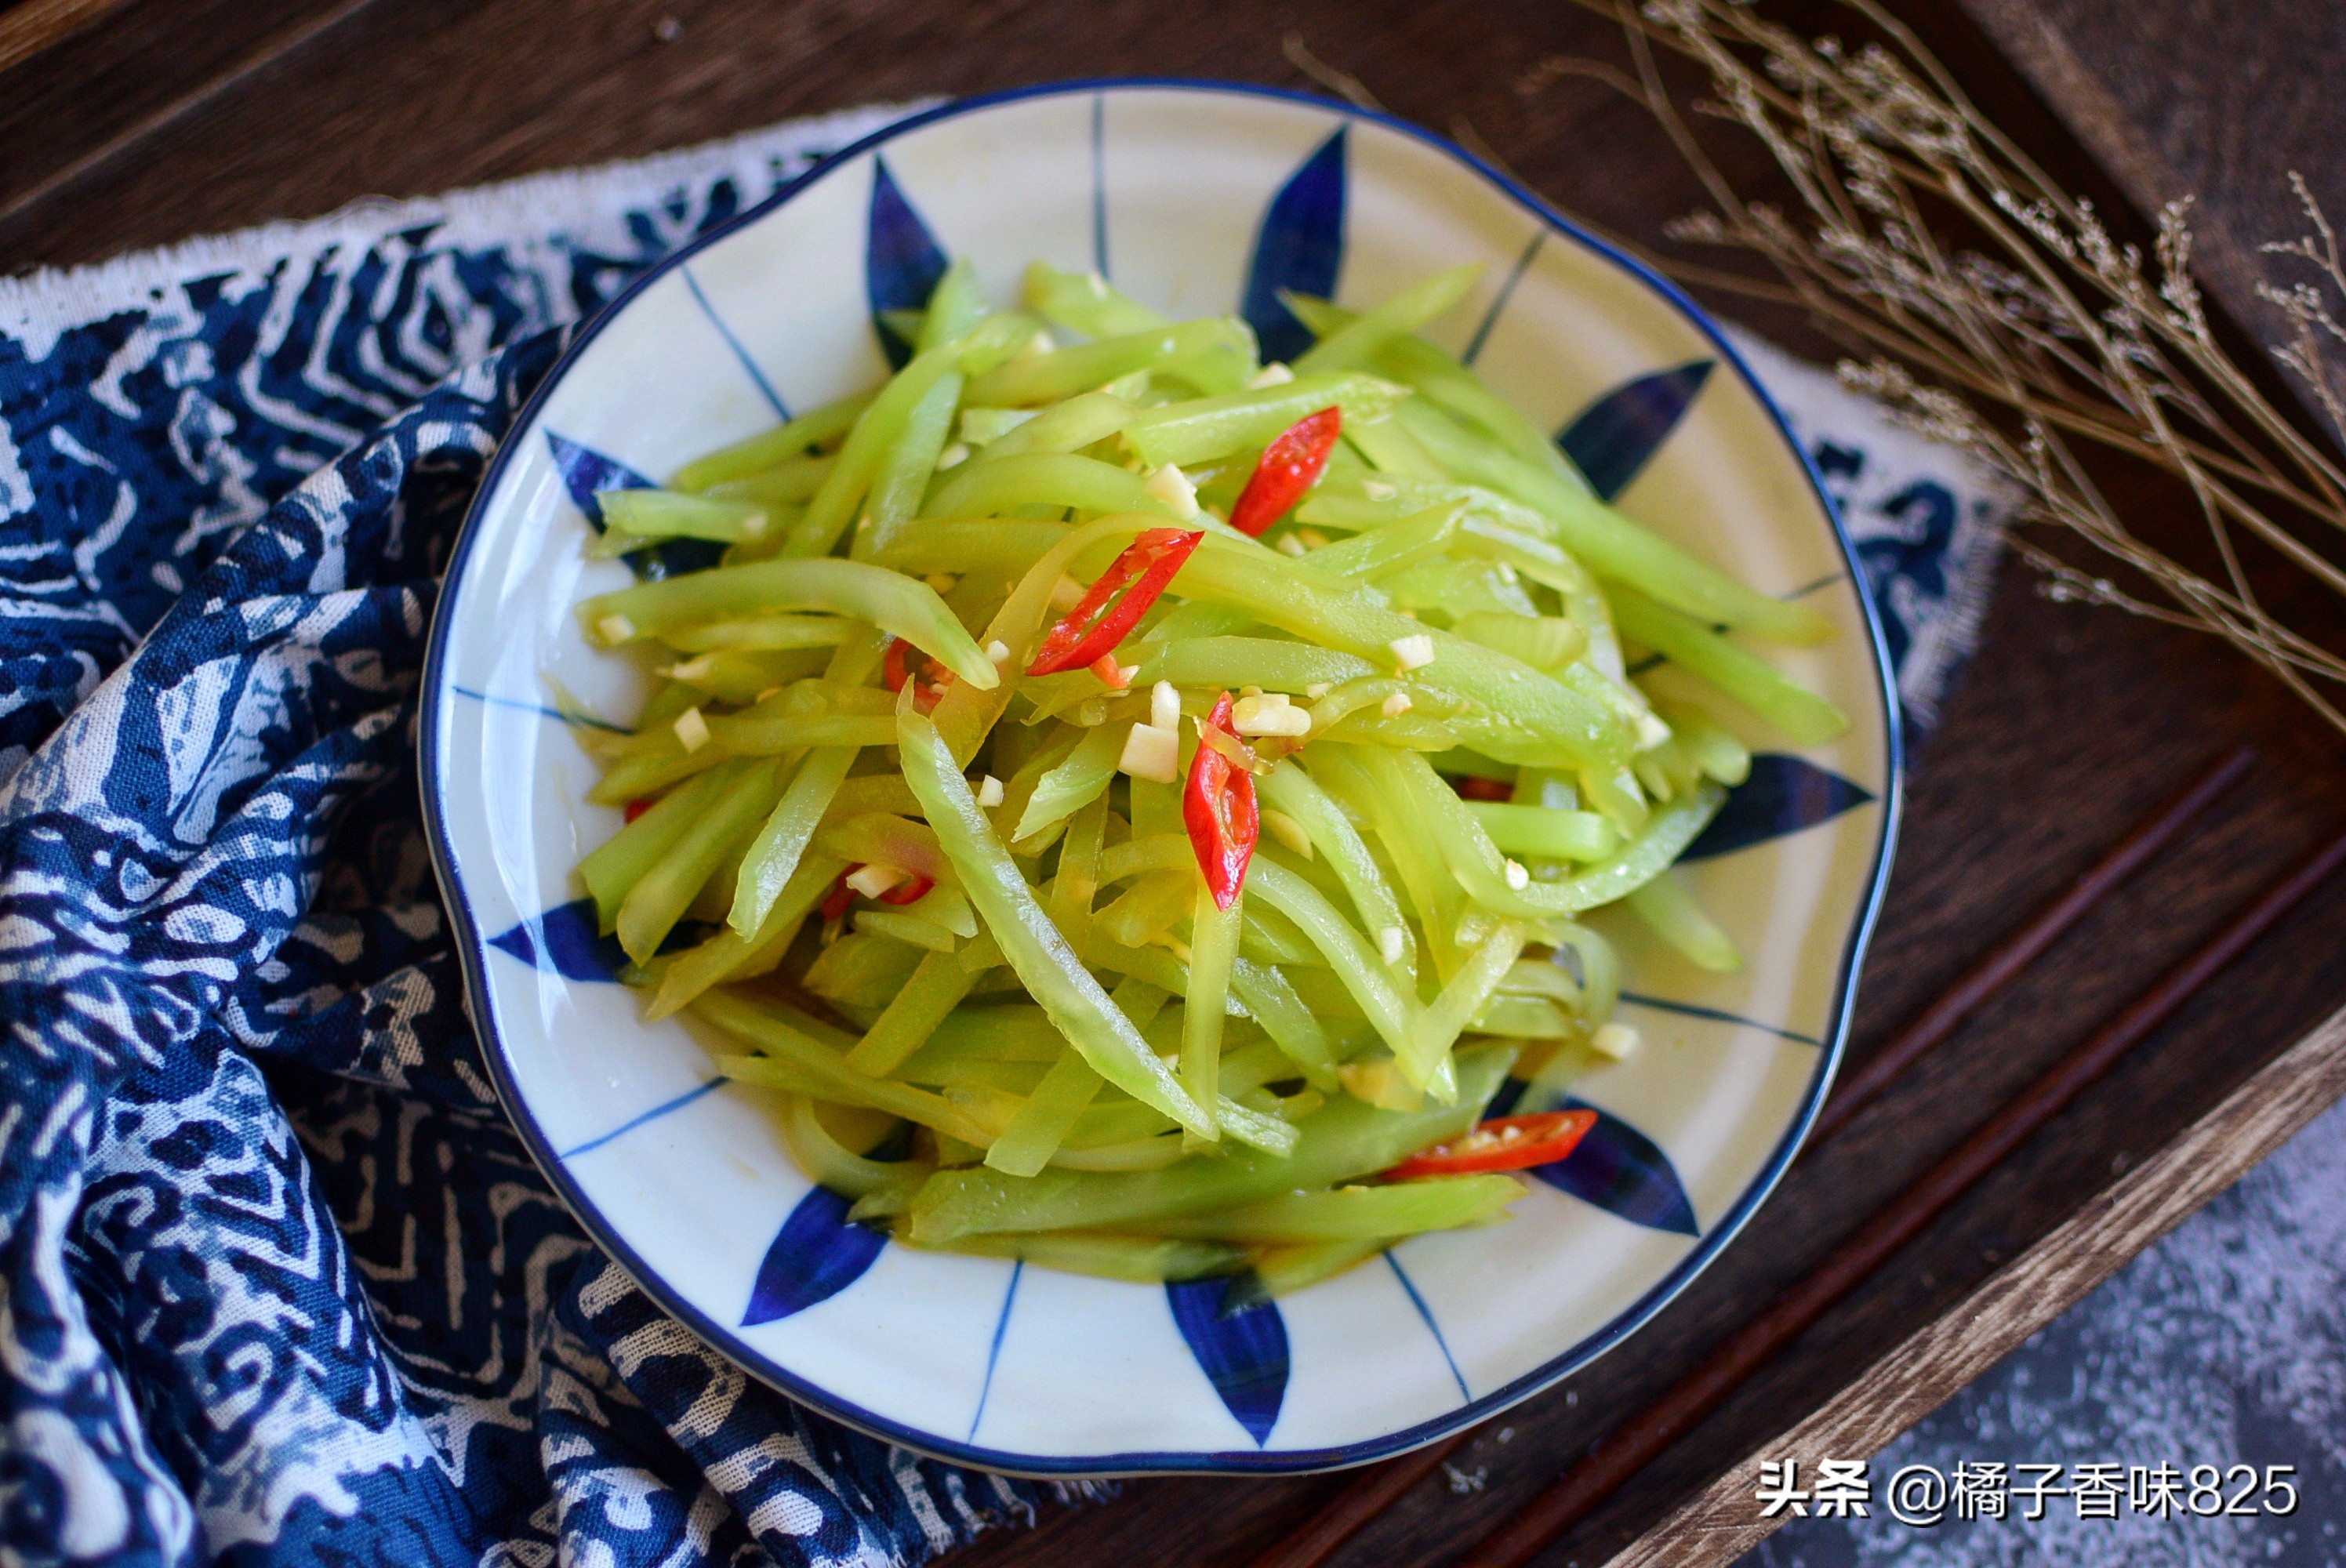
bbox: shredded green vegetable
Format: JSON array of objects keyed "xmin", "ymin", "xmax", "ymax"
[{"xmin": 557, "ymin": 260, "xmax": 1850, "ymax": 1293}]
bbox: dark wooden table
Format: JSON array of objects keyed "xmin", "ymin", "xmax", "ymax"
[{"xmin": 11, "ymin": 2, "xmax": 2344, "ymax": 1565}]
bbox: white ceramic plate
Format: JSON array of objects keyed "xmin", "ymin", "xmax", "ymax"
[{"xmin": 420, "ymin": 80, "xmax": 1901, "ymax": 1475}]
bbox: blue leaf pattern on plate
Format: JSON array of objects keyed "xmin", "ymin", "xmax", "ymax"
[
  {"xmin": 547, "ymin": 430, "xmax": 654, "ymax": 528},
  {"xmin": 489, "ymin": 901, "xmax": 713, "ymax": 981},
  {"xmin": 743, "ymin": 1186, "xmax": 889, "ymax": 1326},
  {"xmin": 543, "ymin": 431, "xmax": 724, "ymax": 579},
  {"xmin": 1532, "ymin": 1098, "xmax": 1700, "ymax": 1236},
  {"xmin": 488, "ymin": 898, "xmax": 626, "ymax": 983},
  {"xmin": 1165, "ymin": 1276, "xmax": 1289, "ymax": 1446},
  {"xmin": 1680, "ymin": 753, "xmax": 1876, "ymax": 862},
  {"xmin": 627, "ymin": 537, "xmax": 728, "ymax": 579},
  {"xmin": 1485, "ymin": 1076, "xmax": 1530, "ymax": 1119},
  {"xmin": 866, "ymin": 156, "xmax": 950, "ymax": 371},
  {"xmin": 1556, "ymin": 361, "xmax": 1714, "ymax": 502},
  {"xmin": 1240, "ymin": 126, "xmax": 1346, "ymax": 365}
]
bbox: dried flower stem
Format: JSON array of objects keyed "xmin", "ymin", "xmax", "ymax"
[{"xmin": 1524, "ymin": 0, "xmax": 2346, "ymax": 733}]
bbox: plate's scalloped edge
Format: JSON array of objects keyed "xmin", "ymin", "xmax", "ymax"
[{"xmin": 417, "ymin": 77, "xmax": 1905, "ymax": 1478}]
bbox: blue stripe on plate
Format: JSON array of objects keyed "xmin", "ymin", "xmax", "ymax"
[
  {"xmin": 1461, "ymin": 228, "xmax": 1545, "ymax": 368},
  {"xmin": 1385, "ymin": 1254, "xmax": 1469, "ymax": 1402},
  {"xmin": 452, "ymin": 686, "xmax": 631, "ymax": 733},
  {"xmin": 1617, "ymin": 991, "xmax": 1821, "ymax": 1047},
  {"xmin": 968, "ymin": 1260, "xmax": 1023, "ymax": 1443},
  {"xmin": 559, "ymin": 1076, "xmax": 729, "ymax": 1159},
  {"xmin": 1091, "ymin": 93, "xmax": 1110, "ymax": 278},
  {"xmin": 681, "ymin": 263, "xmax": 789, "ymax": 420}
]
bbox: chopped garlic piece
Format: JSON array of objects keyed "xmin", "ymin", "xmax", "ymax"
[
  {"xmin": 1233, "ymin": 691, "xmax": 1311, "ymax": 737},
  {"xmin": 1050, "ymin": 575, "xmax": 1086, "ymax": 612},
  {"xmin": 975, "ymin": 774, "xmax": 1005, "ymax": 808},
  {"xmin": 662, "ymin": 654, "xmax": 713, "ymax": 682},
  {"xmin": 1634, "ymin": 710, "xmax": 1675, "ymax": 753},
  {"xmin": 1022, "ymin": 328, "xmax": 1055, "ymax": 359},
  {"xmin": 1142, "ymin": 462, "xmax": 1200, "ymax": 521},
  {"xmin": 1378, "ymin": 925, "xmax": 1407, "ymax": 965},
  {"xmin": 1380, "ymin": 691, "xmax": 1414, "ymax": 717},
  {"xmin": 1306, "ymin": 681, "xmax": 1333, "ymax": 701},
  {"xmin": 935, "ymin": 441, "xmax": 970, "ymax": 471},
  {"xmin": 845, "ymin": 862, "xmax": 908, "ymax": 899},
  {"xmin": 1362, "ymin": 479, "xmax": 1396, "ymax": 503},
  {"xmin": 596, "ymin": 613, "xmax": 637, "ymax": 645},
  {"xmin": 1389, "ymin": 633, "xmax": 1435, "ymax": 672},
  {"xmin": 1117, "ymin": 663, "xmax": 1140, "ymax": 688},
  {"xmin": 1275, "ymin": 533, "xmax": 1306, "ymax": 557},
  {"xmin": 985, "ymin": 639, "xmax": 1011, "ymax": 666},
  {"xmin": 1246, "ymin": 361, "xmax": 1295, "ymax": 389},
  {"xmin": 1086, "ymin": 272, "xmax": 1109, "ymax": 298},
  {"xmin": 1151, "ymin": 680, "xmax": 1182, "ymax": 731},
  {"xmin": 1591, "ymin": 1022, "xmax": 1642, "ymax": 1061},
  {"xmin": 1119, "ymin": 721, "xmax": 1179, "ymax": 782},
  {"xmin": 923, "ymin": 572, "xmax": 958, "ymax": 594},
  {"xmin": 1262, "ymin": 808, "xmax": 1313, "ymax": 858},
  {"xmin": 1503, "ymin": 858, "xmax": 1530, "ymax": 891},
  {"xmin": 1297, "ymin": 527, "xmax": 1330, "ymax": 550},
  {"xmin": 738, "ymin": 510, "xmax": 769, "ymax": 539},
  {"xmin": 672, "ymin": 706, "xmax": 710, "ymax": 753}
]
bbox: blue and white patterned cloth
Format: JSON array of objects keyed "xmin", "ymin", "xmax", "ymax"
[{"xmin": 0, "ymin": 103, "xmax": 2008, "ymax": 1567}]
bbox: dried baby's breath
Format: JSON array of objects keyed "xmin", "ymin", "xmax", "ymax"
[{"xmin": 1518, "ymin": 0, "xmax": 2346, "ymax": 733}]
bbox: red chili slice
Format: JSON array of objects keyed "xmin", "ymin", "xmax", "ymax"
[
  {"xmin": 1228, "ymin": 406, "xmax": 1342, "ymax": 537},
  {"xmin": 1182, "ymin": 691, "xmax": 1259, "ymax": 911},
  {"xmin": 824, "ymin": 864, "xmax": 934, "ymax": 920},
  {"xmin": 884, "ymin": 637, "xmax": 955, "ymax": 714},
  {"xmin": 1452, "ymin": 775, "xmax": 1514, "ymax": 802},
  {"xmin": 624, "ymin": 798, "xmax": 655, "ymax": 824},
  {"xmin": 1026, "ymin": 528, "xmax": 1204, "ymax": 676},
  {"xmin": 876, "ymin": 874, "xmax": 934, "ymax": 906},
  {"xmin": 1385, "ymin": 1110, "xmax": 1599, "ymax": 1179}
]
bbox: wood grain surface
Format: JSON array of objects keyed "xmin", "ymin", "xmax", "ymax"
[
  {"xmin": 6, "ymin": 3, "xmax": 2344, "ymax": 1567},
  {"xmin": 0, "ymin": 0, "xmax": 140, "ymax": 74},
  {"xmin": 1603, "ymin": 1000, "xmax": 2346, "ymax": 1568},
  {"xmin": 1956, "ymin": 0, "xmax": 2346, "ymax": 430}
]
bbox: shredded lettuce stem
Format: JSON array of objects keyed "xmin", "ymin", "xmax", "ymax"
[{"xmin": 560, "ymin": 260, "xmax": 1852, "ymax": 1292}]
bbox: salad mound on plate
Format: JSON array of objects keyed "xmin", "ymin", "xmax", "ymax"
[{"xmin": 561, "ymin": 258, "xmax": 1845, "ymax": 1293}]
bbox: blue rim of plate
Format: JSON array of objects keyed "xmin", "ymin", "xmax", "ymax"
[{"xmin": 418, "ymin": 76, "xmax": 1905, "ymax": 1476}]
